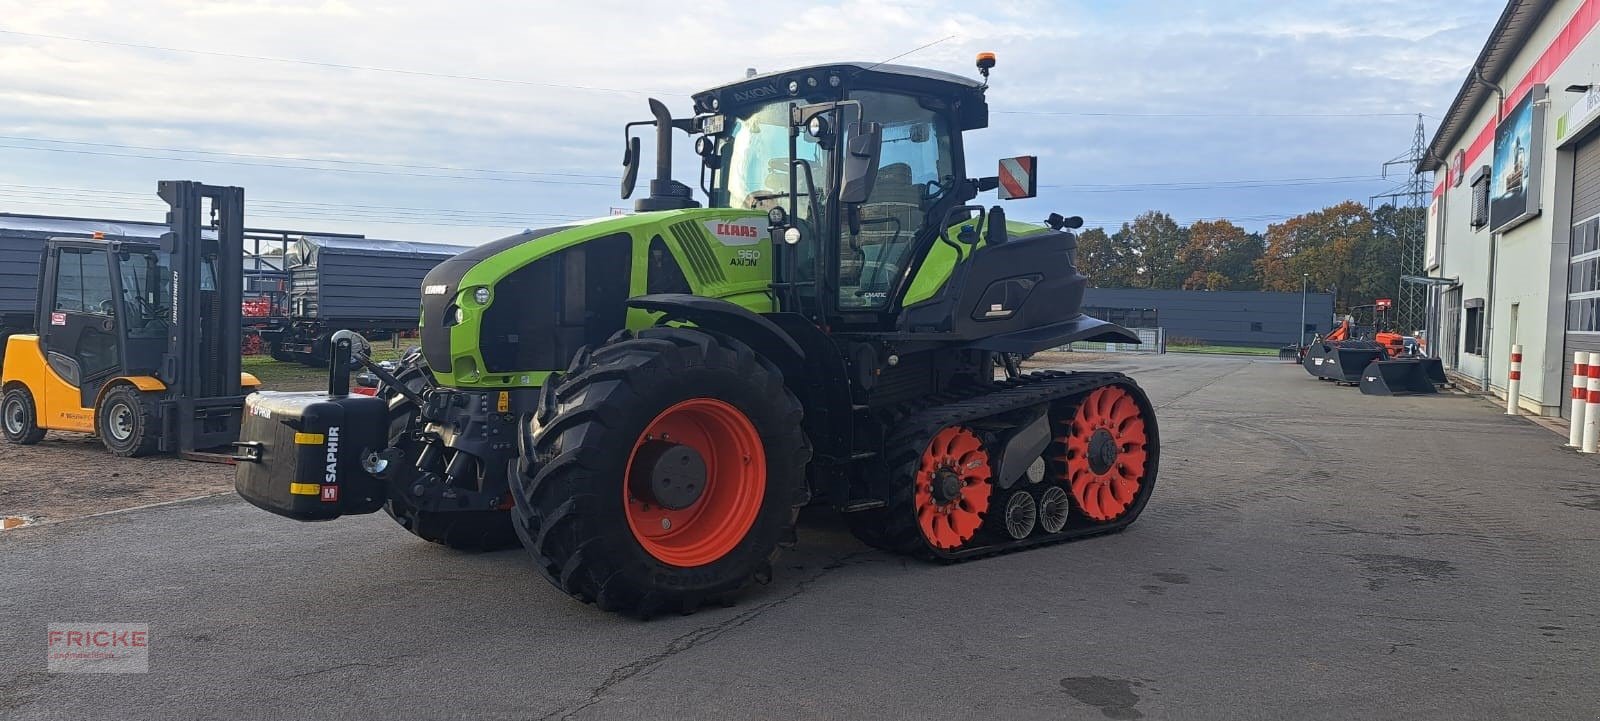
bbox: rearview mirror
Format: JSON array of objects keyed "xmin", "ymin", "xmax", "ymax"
[
  {"xmin": 840, "ymin": 121, "xmax": 882, "ymax": 205},
  {"xmin": 621, "ymin": 136, "xmax": 641, "ymax": 200}
]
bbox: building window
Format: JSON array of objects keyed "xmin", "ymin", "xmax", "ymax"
[
  {"xmin": 1250, "ymin": 322, "xmax": 1264, "ymax": 332},
  {"xmin": 1304, "ymin": 323, "xmax": 1317, "ymax": 333},
  {"xmin": 1570, "ymin": 297, "xmax": 1599, "ymax": 332},
  {"xmin": 1465, "ymin": 302, "xmax": 1485, "ymax": 354},
  {"xmin": 1470, "ymin": 166, "xmax": 1490, "ymax": 230}
]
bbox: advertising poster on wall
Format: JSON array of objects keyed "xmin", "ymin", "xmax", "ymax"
[{"xmin": 1490, "ymin": 84, "xmax": 1547, "ymax": 232}]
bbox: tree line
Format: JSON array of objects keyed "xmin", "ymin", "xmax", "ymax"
[{"xmin": 1075, "ymin": 200, "xmax": 1424, "ymax": 313}]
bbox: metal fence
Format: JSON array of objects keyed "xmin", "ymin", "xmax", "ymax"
[{"xmin": 1063, "ymin": 327, "xmax": 1166, "ymax": 354}]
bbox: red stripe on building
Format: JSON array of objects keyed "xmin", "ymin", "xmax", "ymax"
[{"xmin": 1435, "ymin": 0, "xmax": 1600, "ymax": 196}]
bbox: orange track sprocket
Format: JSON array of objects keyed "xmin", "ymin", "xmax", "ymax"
[
  {"xmin": 913, "ymin": 426, "xmax": 993, "ymax": 549},
  {"xmin": 1057, "ymin": 385, "xmax": 1150, "ymax": 522}
]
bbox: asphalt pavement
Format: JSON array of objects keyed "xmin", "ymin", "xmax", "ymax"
[{"xmin": 4, "ymin": 353, "xmax": 1598, "ymax": 721}]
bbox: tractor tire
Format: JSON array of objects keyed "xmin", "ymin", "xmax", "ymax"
[
  {"xmin": 379, "ymin": 353, "xmax": 519, "ymax": 552},
  {"xmin": 385, "ymin": 495, "xmax": 519, "ymax": 552},
  {"xmin": 97, "ymin": 385, "xmax": 159, "ymax": 457},
  {"xmin": 2, "ymin": 386, "xmax": 46, "ymax": 445},
  {"xmin": 511, "ymin": 327, "xmax": 809, "ymax": 618}
]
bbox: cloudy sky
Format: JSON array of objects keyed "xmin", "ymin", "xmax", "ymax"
[{"xmin": 0, "ymin": 0, "xmax": 1504, "ymax": 245}]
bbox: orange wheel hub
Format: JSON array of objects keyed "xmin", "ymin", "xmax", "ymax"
[
  {"xmin": 1058, "ymin": 386, "xmax": 1149, "ymax": 522},
  {"xmin": 624, "ymin": 398, "xmax": 765, "ymax": 567},
  {"xmin": 914, "ymin": 426, "xmax": 993, "ymax": 549}
]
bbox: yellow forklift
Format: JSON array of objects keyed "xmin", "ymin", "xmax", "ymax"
[{"xmin": 1, "ymin": 181, "xmax": 259, "ymax": 457}]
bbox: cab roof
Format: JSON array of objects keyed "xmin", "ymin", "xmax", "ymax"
[{"xmin": 692, "ymin": 62, "xmax": 989, "ymax": 130}]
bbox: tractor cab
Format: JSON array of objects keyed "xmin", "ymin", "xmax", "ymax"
[
  {"xmin": 662, "ymin": 63, "xmax": 993, "ymax": 328},
  {"xmin": 616, "ymin": 58, "xmax": 1120, "ymax": 349}
]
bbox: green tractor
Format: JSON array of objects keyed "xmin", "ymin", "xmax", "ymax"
[{"xmin": 235, "ymin": 55, "xmax": 1159, "ymax": 617}]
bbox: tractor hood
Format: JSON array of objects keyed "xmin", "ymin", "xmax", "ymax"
[{"xmin": 418, "ymin": 209, "xmax": 772, "ymax": 389}]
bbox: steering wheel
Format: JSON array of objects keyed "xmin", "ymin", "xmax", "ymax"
[{"xmin": 98, "ymin": 299, "xmax": 117, "ymax": 316}]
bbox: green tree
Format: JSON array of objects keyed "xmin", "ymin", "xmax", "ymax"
[
  {"xmin": 1179, "ymin": 219, "xmax": 1261, "ymax": 290},
  {"xmin": 1259, "ymin": 200, "xmax": 1374, "ymax": 313},
  {"xmin": 1077, "ymin": 226, "xmax": 1139, "ymax": 287},
  {"xmin": 1119, "ymin": 211, "xmax": 1186, "ymax": 288}
]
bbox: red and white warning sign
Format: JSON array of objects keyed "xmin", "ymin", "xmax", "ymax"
[
  {"xmin": 50, "ymin": 312, "xmax": 66, "ymax": 326},
  {"xmin": 997, "ymin": 156, "xmax": 1037, "ymax": 200}
]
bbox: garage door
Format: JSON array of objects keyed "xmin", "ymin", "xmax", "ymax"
[{"xmin": 1565, "ymin": 136, "xmax": 1600, "ymax": 419}]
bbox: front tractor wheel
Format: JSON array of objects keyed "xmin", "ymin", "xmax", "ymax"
[{"xmin": 511, "ymin": 327, "xmax": 808, "ymax": 618}]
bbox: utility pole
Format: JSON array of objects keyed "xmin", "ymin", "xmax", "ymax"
[
  {"xmin": 1370, "ymin": 114, "xmax": 1430, "ymax": 338},
  {"xmin": 1300, "ymin": 273, "xmax": 1309, "ymax": 345}
]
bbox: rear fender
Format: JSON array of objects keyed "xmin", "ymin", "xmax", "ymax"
[{"xmin": 963, "ymin": 314, "xmax": 1140, "ymax": 355}]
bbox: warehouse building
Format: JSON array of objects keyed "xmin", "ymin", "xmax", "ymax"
[
  {"xmin": 1081, "ymin": 288, "xmax": 1335, "ymax": 348},
  {"xmin": 1422, "ymin": 0, "xmax": 1600, "ymax": 416}
]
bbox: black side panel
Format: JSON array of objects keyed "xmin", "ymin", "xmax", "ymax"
[
  {"xmin": 963, "ymin": 314, "xmax": 1139, "ymax": 354},
  {"xmin": 900, "ymin": 230, "xmax": 1088, "ymax": 341},
  {"xmin": 419, "ymin": 258, "xmax": 474, "ymax": 373},
  {"xmin": 646, "ymin": 235, "xmax": 693, "ymax": 294},
  {"xmin": 478, "ymin": 233, "xmax": 632, "ymax": 374}
]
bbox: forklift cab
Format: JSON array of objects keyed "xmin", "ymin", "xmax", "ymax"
[{"xmin": 36, "ymin": 238, "xmax": 179, "ymax": 409}]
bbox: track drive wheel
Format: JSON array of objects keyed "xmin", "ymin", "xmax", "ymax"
[
  {"xmin": 1054, "ymin": 385, "xmax": 1155, "ymax": 524},
  {"xmin": 379, "ymin": 354, "xmax": 519, "ymax": 552},
  {"xmin": 2, "ymin": 385, "xmax": 46, "ymax": 445},
  {"xmin": 97, "ymin": 384, "xmax": 158, "ymax": 457},
  {"xmin": 511, "ymin": 327, "xmax": 809, "ymax": 618},
  {"xmin": 866, "ymin": 425, "xmax": 995, "ymax": 557}
]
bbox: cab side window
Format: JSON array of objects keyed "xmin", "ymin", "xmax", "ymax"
[{"xmin": 55, "ymin": 248, "xmax": 116, "ymax": 315}]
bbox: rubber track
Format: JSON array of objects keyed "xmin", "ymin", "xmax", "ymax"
[{"xmin": 873, "ymin": 370, "xmax": 1158, "ymax": 562}]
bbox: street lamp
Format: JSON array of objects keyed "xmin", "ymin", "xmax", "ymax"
[{"xmin": 1299, "ymin": 273, "xmax": 1309, "ymax": 346}]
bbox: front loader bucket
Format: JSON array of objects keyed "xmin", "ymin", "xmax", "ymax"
[
  {"xmin": 1415, "ymin": 357, "xmax": 1447, "ymax": 386},
  {"xmin": 1358, "ymin": 359, "xmax": 1439, "ymax": 396},
  {"xmin": 1303, "ymin": 341, "xmax": 1385, "ymax": 384}
]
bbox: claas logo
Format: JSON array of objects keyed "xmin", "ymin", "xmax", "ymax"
[{"xmin": 715, "ymin": 223, "xmax": 759, "ymax": 238}]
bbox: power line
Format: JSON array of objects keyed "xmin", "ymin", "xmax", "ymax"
[
  {"xmin": 0, "ymin": 142, "xmax": 615, "ymax": 186},
  {"xmin": 0, "ymin": 28, "xmax": 685, "ymax": 96},
  {"xmin": 997, "ymin": 109, "xmax": 1428, "ymax": 119},
  {"xmin": 0, "ymin": 135, "xmax": 613, "ymax": 180},
  {"xmin": 1, "ymin": 28, "xmax": 1433, "ymax": 123},
  {"xmin": 1047, "ymin": 176, "xmax": 1387, "ymax": 193},
  {"xmin": 0, "ymin": 183, "xmax": 590, "ymax": 229}
]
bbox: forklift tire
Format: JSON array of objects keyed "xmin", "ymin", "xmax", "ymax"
[
  {"xmin": 511, "ymin": 327, "xmax": 809, "ymax": 618},
  {"xmin": 97, "ymin": 385, "xmax": 159, "ymax": 457},
  {"xmin": 2, "ymin": 386, "xmax": 46, "ymax": 445}
]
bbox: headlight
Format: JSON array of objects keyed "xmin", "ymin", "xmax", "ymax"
[
  {"xmin": 453, "ymin": 306, "xmax": 466, "ymax": 325},
  {"xmin": 473, "ymin": 287, "xmax": 490, "ymax": 305}
]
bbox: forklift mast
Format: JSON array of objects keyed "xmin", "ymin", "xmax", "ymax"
[{"xmin": 157, "ymin": 180, "xmax": 245, "ymax": 452}]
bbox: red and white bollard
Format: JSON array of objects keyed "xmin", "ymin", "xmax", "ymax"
[
  {"xmin": 1572, "ymin": 352, "xmax": 1591, "ymax": 449},
  {"xmin": 1505, "ymin": 344, "xmax": 1523, "ymax": 415},
  {"xmin": 1584, "ymin": 359, "xmax": 1600, "ymax": 455}
]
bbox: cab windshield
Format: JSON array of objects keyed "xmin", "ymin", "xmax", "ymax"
[
  {"xmin": 117, "ymin": 249, "xmax": 172, "ymax": 337},
  {"xmin": 718, "ymin": 102, "xmax": 830, "ymax": 223},
  {"xmin": 713, "ymin": 91, "xmax": 956, "ymax": 311}
]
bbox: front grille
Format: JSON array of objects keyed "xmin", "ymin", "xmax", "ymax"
[{"xmin": 668, "ymin": 221, "xmax": 726, "ymax": 286}]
